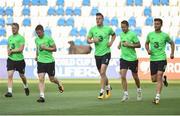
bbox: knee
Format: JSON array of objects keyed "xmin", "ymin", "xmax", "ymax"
[
  {"xmin": 39, "ymin": 77, "xmax": 44, "ymax": 82},
  {"xmin": 121, "ymin": 76, "xmax": 126, "ymax": 81},
  {"xmin": 100, "ymin": 71, "xmax": 106, "ymax": 77}
]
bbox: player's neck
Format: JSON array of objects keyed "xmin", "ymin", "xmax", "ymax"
[
  {"xmin": 39, "ymin": 34, "xmax": 44, "ymax": 39},
  {"xmin": 97, "ymin": 24, "xmax": 103, "ymax": 27},
  {"xmin": 155, "ymin": 30, "xmax": 161, "ymax": 33},
  {"xmin": 13, "ymin": 33, "xmax": 18, "ymax": 36},
  {"xmin": 124, "ymin": 30, "xmax": 129, "ymax": 33}
]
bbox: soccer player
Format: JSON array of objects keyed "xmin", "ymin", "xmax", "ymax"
[
  {"xmin": 145, "ymin": 18, "xmax": 175, "ymax": 104},
  {"xmin": 87, "ymin": 13, "xmax": 116, "ymax": 99},
  {"xmin": 35, "ymin": 25, "xmax": 64, "ymax": 103},
  {"xmin": 118, "ymin": 20, "xmax": 142, "ymax": 102},
  {"xmin": 5, "ymin": 23, "xmax": 29, "ymax": 97}
]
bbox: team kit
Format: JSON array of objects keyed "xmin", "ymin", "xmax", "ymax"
[{"xmin": 4, "ymin": 13, "xmax": 175, "ymax": 104}]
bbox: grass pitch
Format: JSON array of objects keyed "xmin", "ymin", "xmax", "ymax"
[{"xmin": 0, "ymin": 79, "xmax": 179, "ymax": 115}]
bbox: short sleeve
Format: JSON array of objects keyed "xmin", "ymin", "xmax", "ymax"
[
  {"xmin": 87, "ymin": 28, "xmax": 93, "ymax": 38},
  {"xmin": 19, "ymin": 36, "xmax": 25, "ymax": 45},
  {"xmin": 146, "ymin": 33, "xmax": 150, "ymax": 43},
  {"xmin": 132, "ymin": 33, "xmax": 139, "ymax": 43},
  {"xmin": 48, "ymin": 37, "xmax": 55, "ymax": 46},
  {"xmin": 109, "ymin": 27, "xmax": 115, "ymax": 35}
]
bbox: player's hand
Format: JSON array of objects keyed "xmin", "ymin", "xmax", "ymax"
[
  {"xmin": 35, "ymin": 57, "xmax": 37, "ymax": 61},
  {"xmin": 93, "ymin": 38, "xmax": 99, "ymax": 43},
  {"xmin": 170, "ymin": 53, "xmax": 174, "ymax": 59},
  {"xmin": 40, "ymin": 44, "xmax": 47, "ymax": 50},
  {"xmin": 147, "ymin": 50, "xmax": 151, "ymax": 55},
  {"xmin": 122, "ymin": 41, "xmax": 131, "ymax": 47},
  {"xmin": 108, "ymin": 42, "xmax": 113, "ymax": 47},
  {"xmin": 8, "ymin": 49, "xmax": 12, "ymax": 55}
]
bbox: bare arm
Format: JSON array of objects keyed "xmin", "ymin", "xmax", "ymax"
[
  {"xmin": 41, "ymin": 44, "xmax": 57, "ymax": 52},
  {"xmin": 145, "ymin": 41, "xmax": 151, "ymax": 55},
  {"xmin": 35, "ymin": 46, "xmax": 38, "ymax": 61},
  {"xmin": 87, "ymin": 37, "xmax": 94, "ymax": 44},
  {"xmin": 118, "ymin": 42, "xmax": 121, "ymax": 49},
  {"xmin": 123, "ymin": 41, "xmax": 141, "ymax": 48},
  {"xmin": 169, "ymin": 40, "xmax": 175, "ymax": 59},
  {"xmin": 8, "ymin": 45, "xmax": 24, "ymax": 55},
  {"xmin": 87, "ymin": 37, "xmax": 99, "ymax": 44},
  {"xmin": 108, "ymin": 34, "xmax": 116, "ymax": 47},
  {"xmin": 11, "ymin": 45, "xmax": 24, "ymax": 53}
]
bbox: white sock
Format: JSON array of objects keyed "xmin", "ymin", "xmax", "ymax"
[
  {"xmin": 155, "ymin": 94, "xmax": 160, "ymax": 100},
  {"xmin": 100, "ymin": 89, "xmax": 105, "ymax": 93},
  {"xmin": 106, "ymin": 85, "xmax": 111, "ymax": 90},
  {"xmin": 40, "ymin": 92, "xmax": 45, "ymax": 98},
  {"xmin": 8, "ymin": 88, "xmax": 12, "ymax": 93},
  {"xmin": 137, "ymin": 88, "xmax": 142, "ymax": 92},
  {"xmin": 23, "ymin": 84, "xmax": 28, "ymax": 88},
  {"xmin": 124, "ymin": 91, "xmax": 128, "ymax": 96}
]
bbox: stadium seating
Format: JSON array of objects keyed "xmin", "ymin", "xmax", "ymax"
[
  {"xmin": 5, "ymin": 7, "xmax": 13, "ymax": 16},
  {"xmin": 0, "ymin": 18, "xmax": 5, "ymax": 27},
  {"xmin": 56, "ymin": 0, "xmax": 64, "ymax": 6},
  {"xmin": 153, "ymin": 0, "xmax": 160, "ymax": 6},
  {"xmin": 22, "ymin": 7, "xmax": 30, "ymax": 16},
  {"xmin": 90, "ymin": 7, "xmax": 99, "ymax": 16},
  {"xmin": 145, "ymin": 17, "xmax": 153, "ymax": 26},
  {"xmin": 0, "ymin": 0, "xmax": 179, "ymax": 57},
  {"xmin": 23, "ymin": 18, "xmax": 31, "ymax": 26},
  {"xmin": 0, "ymin": 7, "xmax": 4, "ymax": 16},
  {"xmin": 128, "ymin": 16, "xmax": 136, "ymax": 27},
  {"xmin": 82, "ymin": 0, "xmax": 90, "ymax": 6},
  {"xmin": 103, "ymin": 17, "xmax": 110, "ymax": 26},
  {"xmin": 48, "ymin": 7, "xmax": 56, "ymax": 16},
  {"xmin": 111, "ymin": 17, "xmax": 119, "ymax": 27},
  {"xmin": 161, "ymin": 0, "xmax": 169, "ymax": 5},
  {"xmin": 74, "ymin": 7, "xmax": 81, "ymax": 16},
  {"xmin": 22, "ymin": 0, "xmax": 31, "ymax": 6},
  {"xmin": 79, "ymin": 27, "xmax": 87, "ymax": 36},
  {"xmin": 144, "ymin": 7, "xmax": 151, "ymax": 16},
  {"xmin": 135, "ymin": 0, "xmax": 143, "ymax": 6},
  {"xmin": 70, "ymin": 28, "xmax": 78, "ymax": 36},
  {"xmin": 56, "ymin": 7, "xmax": 64, "ymax": 16},
  {"xmin": 126, "ymin": 0, "xmax": 134, "ymax": 6},
  {"xmin": 65, "ymin": 7, "xmax": 73, "ymax": 16},
  {"xmin": 0, "ymin": 38, "xmax": 8, "ymax": 45},
  {"xmin": 57, "ymin": 18, "xmax": 66, "ymax": 26},
  {"xmin": 66, "ymin": 17, "xmax": 74, "ymax": 27},
  {"xmin": 6, "ymin": 17, "xmax": 13, "ymax": 25},
  {"xmin": 0, "ymin": 28, "xmax": 6, "ymax": 36}
]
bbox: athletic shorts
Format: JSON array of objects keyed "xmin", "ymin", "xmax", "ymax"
[
  {"xmin": 7, "ymin": 58, "xmax": 26, "ymax": 74},
  {"xmin": 150, "ymin": 60, "xmax": 167, "ymax": 75},
  {"xmin": 37, "ymin": 62, "xmax": 55, "ymax": 77},
  {"xmin": 95, "ymin": 53, "xmax": 111, "ymax": 70},
  {"xmin": 120, "ymin": 58, "xmax": 138, "ymax": 73}
]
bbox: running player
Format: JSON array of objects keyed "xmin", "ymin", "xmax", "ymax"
[
  {"xmin": 118, "ymin": 20, "xmax": 142, "ymax": 102},
  {"xmin": 145, "ymin": 18, "xmax": 175, "ymax": 104},
  {"xmin": 87, "ymin": 13, "xmax": 116, "ymax": 99},
  {"xmin": 35, "ymin": 25, "xmax": 64, "ymax": 103},
  {"xmin": 5, "ymin": 23, "xmax": 30, "ymax": 97}
]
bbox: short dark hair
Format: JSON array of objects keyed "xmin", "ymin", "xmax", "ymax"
[
  {"xmin": 121, "ymin": 20, "xmax": 129, "ymax": 27},
  {"xmin": 12, "ymin": 23, "xmax": 19, "ymax": 29},
  {"xmin": 96, "ymin": 13, "xmax": 104, "ymax": 19},
  {"xmin": 154, "ymin": 18, "xmax": 163, "ymax": 25},
  {"xmin": 35, "ymin": 24, "xmax": 44, "ymax": 31}
]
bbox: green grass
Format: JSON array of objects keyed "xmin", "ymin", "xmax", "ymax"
[{"xmin": 0, "ymin": 80, "xmax": 179, "ymax": 115}]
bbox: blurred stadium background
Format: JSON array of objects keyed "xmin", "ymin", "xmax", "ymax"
[{"xmin": 0, "ymin": 0, "xmax": 180, "ymax": 80}]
